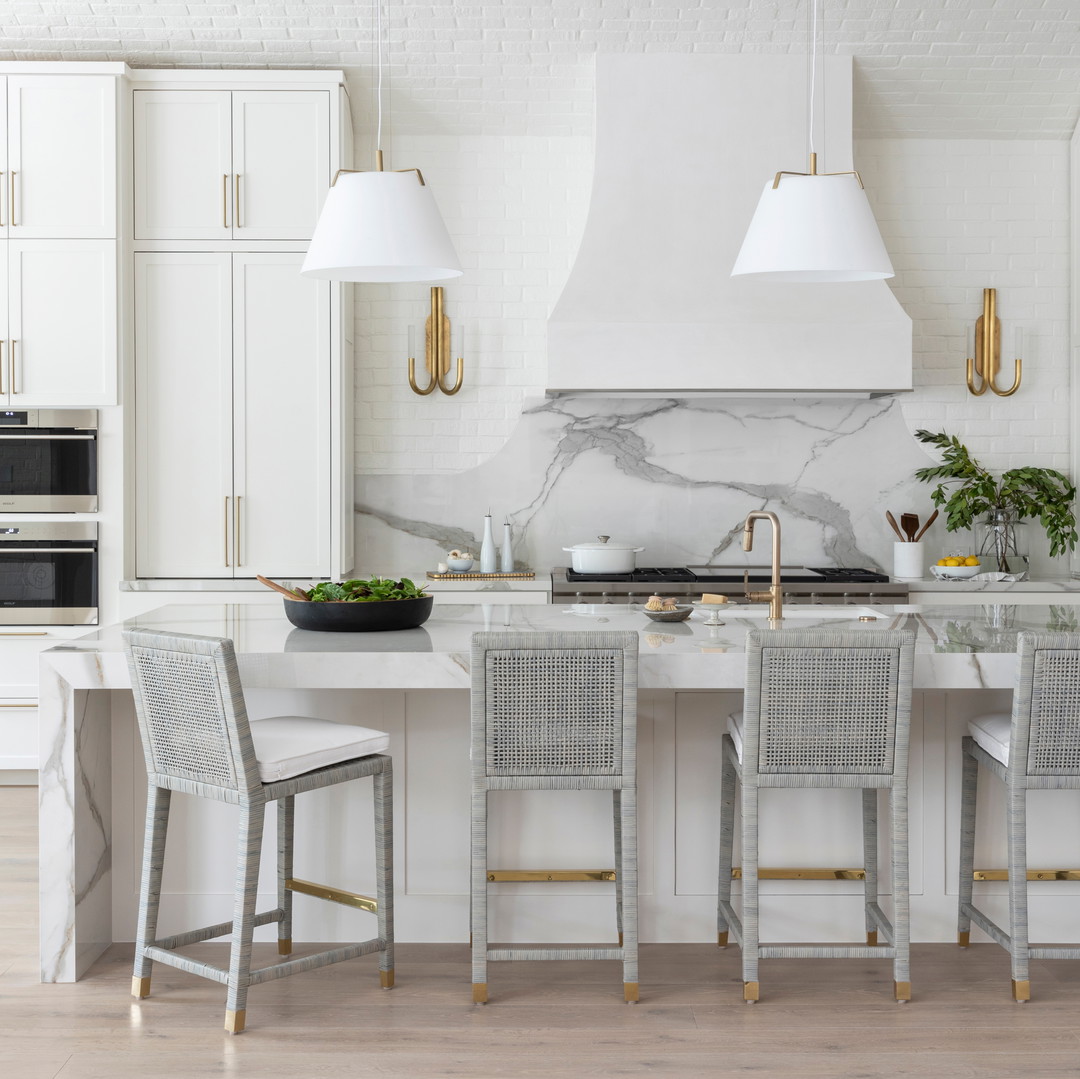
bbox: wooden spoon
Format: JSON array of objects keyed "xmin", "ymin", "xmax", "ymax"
[
  {"xmin": 885, "ymin": 511, "xmax": 906, "ymax": 542},
  {"xmin": 256, "ymin": 574, "xmax": 310, "ymax": 601},
  {"xmin": 914, "ymin": 509, "xmax": 939, "ymax": 542},
  {"xmin": 900, "ymin": 513, "xmax": 920, "ymax": 542}
]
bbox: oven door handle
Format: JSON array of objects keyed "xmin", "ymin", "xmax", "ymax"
[
  {"xmin": 0, "ymin": 547, "xmax": 97, "ymax": 553},
  {"xmin": 0, "ymin": 433, "xmax": 96, "ymax": 440}
]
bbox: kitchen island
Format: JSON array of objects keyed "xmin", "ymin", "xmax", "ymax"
[{"xmin": 39, "ymin": 601, "xmax": 1080, "ymax": 982}]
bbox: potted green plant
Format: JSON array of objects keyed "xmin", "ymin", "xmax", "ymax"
[{"xmin": 914, "ymin": 430, "xmax": 1077, "ymax": 573}]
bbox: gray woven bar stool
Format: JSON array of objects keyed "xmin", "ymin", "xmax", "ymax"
[
  {"xmin": 123, "ymin": 629, "xmax": 394, "ymax": 1034},
  {"xmin": 470, "ymin": 630, "xmax": 639, "ymax": 1004},
  {"xmin": 958, "ymin": 631, "xmax": 1080, "ymax": 1002},
  {"xmin": 718, "ymin": 627, "xmax": 916, "ymax": 1003}
]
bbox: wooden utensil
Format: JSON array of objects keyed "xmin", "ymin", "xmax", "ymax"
[
  {"xmin": 885, "ymin": 511, "xmax": 906, "ymax": 542},
  {"xmin": 256, "ymin": 574, "xmax": 310, "ymax": 601},
  {"xmin": 914, "ymin": 509, "xmax": 939, "ymax": 542},
  {"xmin": 900, "ymin": 513, "xmax": 920, "ymax": 542}
]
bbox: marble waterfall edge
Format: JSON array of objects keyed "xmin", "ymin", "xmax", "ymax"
[{"xmin": 354, "ymin": 397, "xmax": 938, "ymax": 577}]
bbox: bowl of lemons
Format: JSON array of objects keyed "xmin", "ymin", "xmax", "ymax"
[{"xmin": 930, "ymin": 555, "xmax": 982, "ymax": 580}]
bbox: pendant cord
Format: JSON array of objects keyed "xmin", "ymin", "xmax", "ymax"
[
  {"xmin": 807, "ymin": 0, "xmax": 818, "ymax": 160},
  {"xmin": 375, "ymin": 0, "xmax": 384, "ymax": 154}
]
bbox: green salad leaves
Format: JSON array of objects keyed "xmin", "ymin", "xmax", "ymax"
[{"xmin": 303, "ymin": 577, "xmax": 428, "ymax": 603}]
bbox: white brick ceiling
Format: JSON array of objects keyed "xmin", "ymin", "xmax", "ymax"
[{"xmin": 1, "ymin": 0, "xmax": 1077, "ymax": 138}]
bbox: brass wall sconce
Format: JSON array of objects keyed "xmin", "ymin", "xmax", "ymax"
[
  {"xmin": 966, "ymin": 287, "xmax": 1022, "ymax": 397},
  {"xmin": 408, "ymin": 286, "xmax": 464, "ymax": 396}
]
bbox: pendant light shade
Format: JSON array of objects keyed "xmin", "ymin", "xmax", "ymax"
[
  {"xmin": 732, "ymin": 172, "xmax": 894, "ymax": 282},
  {"xmin": 301, "ymin": 170, "xmax": 463, "ymax": 283}
]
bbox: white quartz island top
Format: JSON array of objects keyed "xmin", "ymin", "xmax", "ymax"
[{"xmin": 41, "ymin": 599, "xmax": 1061, "ymax": 692}]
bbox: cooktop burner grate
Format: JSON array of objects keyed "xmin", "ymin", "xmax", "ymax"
[{"xmin": 564, "ymin": 567, "xmax": 698, "ymax": 583}]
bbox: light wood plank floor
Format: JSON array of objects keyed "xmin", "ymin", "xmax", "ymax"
[{"xmin": 4, "ymin": 785, "xmax": 1080, "ymax": 1078}]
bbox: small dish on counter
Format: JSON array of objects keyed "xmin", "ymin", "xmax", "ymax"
[
  {"xmin": 642, "ymin": 605, "xmax": 694, "ymax": 622},
  {"xmin": 930, "ymin": 564, "xmax": 981, "ymax": 580}
]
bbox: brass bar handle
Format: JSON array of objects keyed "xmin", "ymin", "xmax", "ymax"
[
  {"xmin": 224, "ymin": 496, "xmax": 230, "ymax": 567},
  {"xmin": 223, "ymin": 174, "xmax": 229, "ymax": 228},
  {"xmin": 9, "ymin": 340, "xmax": 16, "ymax": 395},
  {"xmin": 0, "ymin": 700, "xmax": 37, "ymax": 704},
  {"xmin": 0, "ymin": 632, "xmax": 47, "ymax": 637},
  {"xmin": 235, "ymin": 494, "xmax": 241, "ymax": 566},
  {"xmin": 9, "ymin": 171, "xmax": 16, "ymax": 227},
  {"xmin": 234, "ymin": 174, "xmax": 241, "ymax": 228}
]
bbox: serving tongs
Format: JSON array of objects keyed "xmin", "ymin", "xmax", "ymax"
[{"xmin": 256, "ymin": 575, "xmax": 310, "ymax": 601}]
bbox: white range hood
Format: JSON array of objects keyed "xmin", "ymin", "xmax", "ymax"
[{"xmin": 547, "ymin": 54, "xmax": 912, "ymax": 397}]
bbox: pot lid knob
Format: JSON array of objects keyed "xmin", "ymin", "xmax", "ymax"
[{"xmin": 597, "ymin": 535, "xmax": 609, "ymax": 544}]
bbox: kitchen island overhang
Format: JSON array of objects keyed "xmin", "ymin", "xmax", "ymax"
[{"xmin": 40, "ymin": 602, "xmax": 1063, "ymax": 982}]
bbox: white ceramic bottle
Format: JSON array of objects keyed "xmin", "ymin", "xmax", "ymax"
[
  {"xmin": 500, "ymin": 520, "xmax": 513, "ymax": 572},
  {"xmin": 479, "ymin": 513, "xmax": 497, "ymax": 573}
]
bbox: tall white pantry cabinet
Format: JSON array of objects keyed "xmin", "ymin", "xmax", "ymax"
[{"xmin": 130, "ymin": 71, "xmax": 354, "ymax": 583}]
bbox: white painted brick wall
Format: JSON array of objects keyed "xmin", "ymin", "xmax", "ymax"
[{"xmin": 859, "ymin": 138, "xmax": 1071, "ymax": 474}]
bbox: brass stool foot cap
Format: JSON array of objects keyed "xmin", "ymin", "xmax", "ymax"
[
  {"xmin": 894, "ymin": 981, "xmax": 911, "ymax": 1002},
  {"xmin": 472, "ymin": 983, "xmax": 488, "ymax": 1005},
  {"xmin": 743, "ymin": 981, "xmax": 759, "ymax": 1003},
  {"xmin": 957, "ymin": 931, "xmax": 970, "ymax": 948},
  {"xmin": 866, "ymin": 930, "xmax": 878, "ymax": 946},
  {"xmin": 277, "ymin": 937, "xmax": 292, "ymax": 956},
  {"xmin": 717, "ymin": 931, "xmax": 729, "ymax": 948},
  {"xmin": 1012, "ymin": 979, "xmax": 1031, "ymax": 1002},
  {"xmin": 131, "ymin": 976, "xmax": 151, "ymax": 999},
  {"xmin": 224, "ymin": 1009, "xmax": 246, "ymax": 1034},
  {"xmin": 380, "ymin": 969, "xmax": 395, "ymax": 989},
  {"xmin": 624, "ymin": 982, "xmax": 639, "ymax": 1004}
]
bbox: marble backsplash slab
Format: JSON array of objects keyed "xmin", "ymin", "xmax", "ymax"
[{"xmin": 354, "ymin": 397, "xmax": 1013, "ymax": 577}]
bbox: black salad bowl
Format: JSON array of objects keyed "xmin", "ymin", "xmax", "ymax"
[{"xmin": 282, "ymin": 594, "xmax": 434, "ymax": 632}]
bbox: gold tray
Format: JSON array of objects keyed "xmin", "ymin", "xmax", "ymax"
[{"xmin": 427, "ymin": 570, "xmax": 536, "ymax": 580}]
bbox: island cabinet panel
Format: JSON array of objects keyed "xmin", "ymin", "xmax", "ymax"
[
  {"xmin": 135, "ymin": 252, "xmax": 330, "ymax": 579},
  {"xmin": 134, "ymin": 89, "xmax": 330, "ymax": 241}
]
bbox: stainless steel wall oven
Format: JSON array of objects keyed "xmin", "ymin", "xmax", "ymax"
[
  {"xmin": 0, "ymin": 523, "xmax": 97, "ymax": 624},
  {"xmin": 0, "ymin": 409, "xmax": 97, "ymax": 512}
]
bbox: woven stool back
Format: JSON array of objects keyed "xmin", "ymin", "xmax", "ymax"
[
  {"xmin": 123, "ymin": 629, "xmax": 261, "ymax": 797},
  {"xmin": 471, "ymin": 631, "xmax": 638, "ymax": 779},
  {"xmin": 744, "ymin": 628, "xmax": 915, "ymax": 781},
  {"xmin": 1014, "ymin": 632, "xmax": 1080, "ymax": 777}
]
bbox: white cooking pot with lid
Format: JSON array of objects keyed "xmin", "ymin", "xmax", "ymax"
[{"xmin": 563, "ymin": 535, "xmax": 645, "ymax": 574}]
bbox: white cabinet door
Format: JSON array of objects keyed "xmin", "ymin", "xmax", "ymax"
[
  {"xmin": 0, "ymin": 699, "xmax": 37, "ymax": 770},
  {"xmin": 6, "ymin": 240, "xmax": 116, "ymax": 406},
  {"xmin": 133, "ymin": 91, "xmax": 232, "ymax": 240},
  {"xmin": 232, "ymin": 92, "xmax": 329, "ymax": 240},
  {"xmin": 6, "ymin": 75, "xmax": 116, "ymax": 238},
  {"xmin": 134, "ymin": 253, "xmax": 233, "ymax": 578},
  {"xmin": 232, "ymin": 253, "xmax": 329, "ymax": 577}
]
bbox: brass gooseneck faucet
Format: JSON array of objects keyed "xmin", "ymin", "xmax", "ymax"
[{"xmin": 742, "ymin": 510, "xmax": 783, "ymax": 621}]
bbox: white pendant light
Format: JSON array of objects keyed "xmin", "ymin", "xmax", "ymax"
[
  {"xmin": 301, "ymin": 1, "xmax": 462, "ymax": 283},
  {"xmin": 731, "ymin": 0, "xmax": 893, "ymax": 283}
]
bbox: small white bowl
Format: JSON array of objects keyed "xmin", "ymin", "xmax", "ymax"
[
  {"xmin": 446, "ymin": 557, "xmax": 474, "ymax": 573},
  {"xmin": 930, "ymin": 563, "xmax": 981, "ymax": 580}
]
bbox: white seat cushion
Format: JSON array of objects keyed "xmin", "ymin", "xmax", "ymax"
[
  {"xmin": 728, "ymin": 710, "xmax": 744, "ymax": 760},
  {"xmin": 968, "ymin": 713, "xmax": 1011, "ymax": 766},
  {"xmin": 249, "ymin": 716, "xmax": 390, "ymax": 782}
]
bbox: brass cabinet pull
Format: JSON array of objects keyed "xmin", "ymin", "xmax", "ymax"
[
  {"xmin": 224, "ymin": 495, "xmax": 231, "ymax": 567},
  {"xmin": 234, "ymin": 174, "xmax": 241, "ymax": 228},
  {"xmin": 9, "ymin": 340, "xmax": 16, "ymax": 394},
  {"xmin": 235, "ymin": 494, "xmax": 242, "ymax": 566},
  {"xmin": 9, "ymin": 171, "xmax": 16, "ymax": 227},
  {"xmin": 0, "ymin": 700, "xmax": 37, "ymax": 704},
  {"xmin": 0, "ymin": 632, "xmax": 46, "ymax": 637},
  {"xmin": 222, "ymin": 174, "xmax": 229, "ymax": 228}
]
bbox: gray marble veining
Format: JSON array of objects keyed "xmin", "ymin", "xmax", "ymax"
[{"xmin": 356, "ymin": 396, "xmax": 942, "ymax": 575}]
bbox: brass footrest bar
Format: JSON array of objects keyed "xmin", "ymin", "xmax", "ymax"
[
  {"xmin": 486, "ymin": 869, "xmax": 617, "ymax": 883},
  {"xmin": 286, "ymin": 877, "xmax": 377, "ymax": 913},
  {"xmin": 973, "ymin": 869, "xmax": 1080, "ymax": 881},
  {"xmin": 731, "ymin": 868, "xmax": 866, "ymax": 880}
]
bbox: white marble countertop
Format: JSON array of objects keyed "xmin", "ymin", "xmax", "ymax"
[
  {"xmin": 43, "ymin": 600, "xmax": 1078, "ymax": 691},
  {"xmin": 904, "ymin": 577, "xmax": 1080, "ymax": 593}
]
